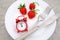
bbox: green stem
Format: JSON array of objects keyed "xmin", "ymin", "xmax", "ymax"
[
  {"xmin": 32, "ymin": 9, "xmax": 40, "ymax": 14},
  {"xmin": 33, "ymin": 2, "xmax": 39, "ymax": 6}
]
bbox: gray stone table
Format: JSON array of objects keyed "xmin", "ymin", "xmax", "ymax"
[{"xmin": 0, "ymin": 0, "xmax": 60, "ymax": 40}]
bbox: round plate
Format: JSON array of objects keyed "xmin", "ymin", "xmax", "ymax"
[{"xmin": 5, "ymin": 0, "xmax": 56, "ymax": 40}]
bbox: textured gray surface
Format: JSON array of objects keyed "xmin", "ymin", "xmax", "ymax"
[{"xmin": 0, "ymin": 0, "xmax": 60, "ymax": 40}]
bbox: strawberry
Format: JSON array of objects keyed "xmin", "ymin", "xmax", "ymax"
[
  {"xmin": 29, "ymin": 2, "xmax": 39, "ymax": 10},
  {"xmin": 29, "ymin": 2, "xmax": 35, "ymax": 10},
  {"xmin": 18, "ymin": 4, "xmax": 27, "ymax": 15},
  {"xmin": 28, "ymin": 10, "xmax": 36, "ymax": 19}
]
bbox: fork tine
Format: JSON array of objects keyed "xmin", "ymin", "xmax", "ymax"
[{"xmin": 40, "ymin": 6, "xmax": 52, "ymax": 19}]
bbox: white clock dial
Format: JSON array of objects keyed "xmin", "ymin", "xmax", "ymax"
[{"xmin": 17, "ymin": 22, "xmax": 26, "ymax": 30}]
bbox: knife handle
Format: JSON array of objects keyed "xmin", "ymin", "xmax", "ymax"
[{"xmin": 16, "ymin": 26, "xmax": 39, "ymax": 40}]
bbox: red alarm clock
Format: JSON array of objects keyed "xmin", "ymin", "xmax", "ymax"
[{"xmin": 16, "ymin": 16, "xmax": 28, "ymax": 33}]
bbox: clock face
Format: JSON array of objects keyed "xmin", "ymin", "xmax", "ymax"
[{"xmin": 17, "ymin": 22, "xmax": 26, "ymax": 30}]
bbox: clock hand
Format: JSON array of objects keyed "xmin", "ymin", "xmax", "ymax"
[{"xmin": 21, "ymin": 23, "xmax": 23, "ymax": 27}]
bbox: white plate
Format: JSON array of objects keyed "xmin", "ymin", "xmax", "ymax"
[{"xmin": 5, "ymin": 0, "xmax": 56, "ymax": 40}]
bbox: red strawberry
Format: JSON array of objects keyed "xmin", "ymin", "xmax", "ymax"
[
  {"xmin": 29, "ymin": 2, "xmax": 39, "ymax": 10},
  {"xmin": 20, "ymin": 8, "xmax": 27, "ymax": 15},
  {"xmin": 18, "ymin": 4, "xmax": 27, "ymax": 15},
  {"xmin": 29, "ymin": 2, "xmax": 35, "ymax": 10},
  {"xmin": 28, "ymin": 10, "xmax": 36, "ymax": 19}
]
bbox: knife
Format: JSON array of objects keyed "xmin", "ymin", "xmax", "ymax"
[
  {"xmin": 16, "ymin": 14, "xmax": 59, "ymax": 40},
  {"xmin": 15, "ymin": 7, "xmax": 55, "ymax": 40}
]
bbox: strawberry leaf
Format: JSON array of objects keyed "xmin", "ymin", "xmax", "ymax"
[
  {"xmin": 23, "ymin": 4, "xmax": 25, "ymax": 7},
  {"xmin": 18, "ymin": 4, "xmax": 25, "ymax": 9},
  {"xmin": 18, "ymin": 4, "xmax": 23, "ymax": 9},
  {"xmin": 32, "ymin": 9, "xmax": 40, "ymax": 14}
]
